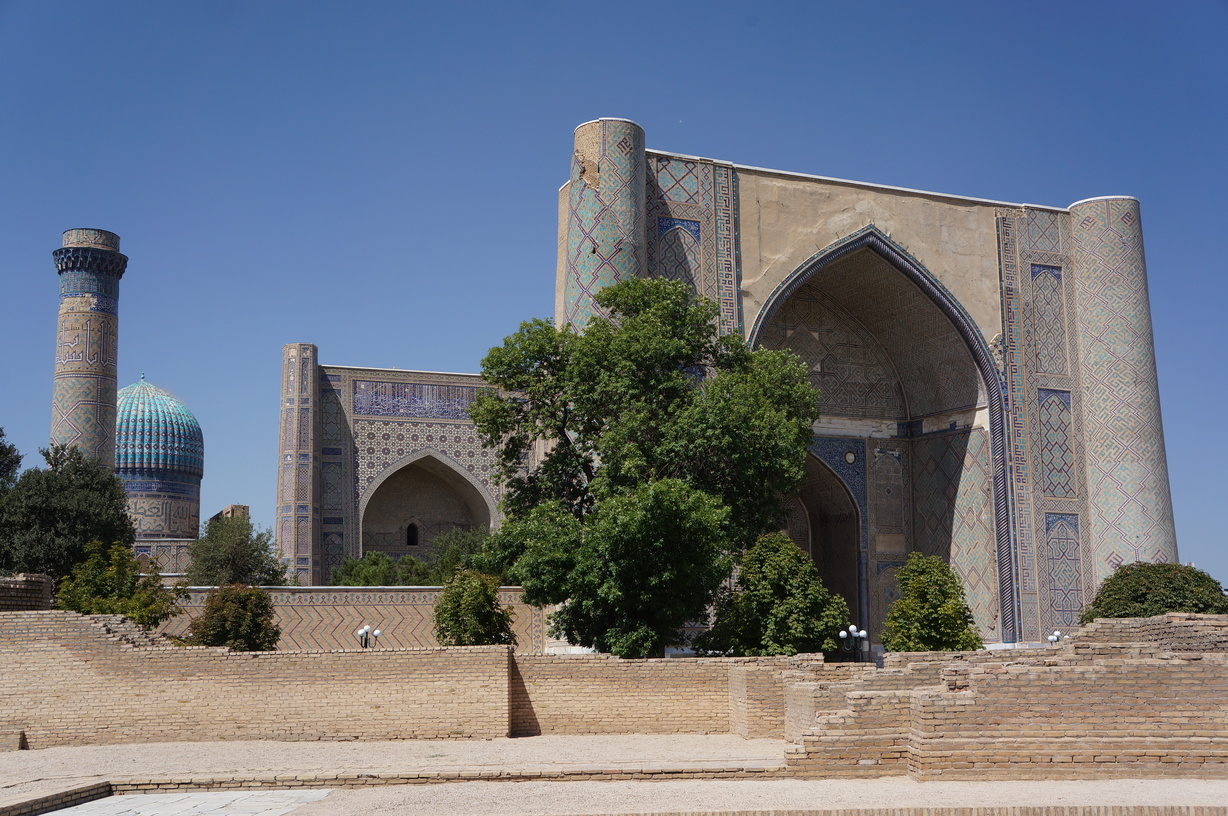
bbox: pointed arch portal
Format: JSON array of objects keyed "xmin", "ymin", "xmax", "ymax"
[
  {"xmin": 359, "ymin": 449, "xmax": 494, "ymax": 560},
  {"xmin": 750, "ymin": 226, "xmax": 1016, "ymax": 643}
]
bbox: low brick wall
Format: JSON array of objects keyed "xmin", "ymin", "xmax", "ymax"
[
  {"xmin": 511, "ymin": 654, "xmax": 731, "ymax": 736},
  {"xmin": 158, "ymin": 585, "xmax": 547, "ymax": 653},
  {"xmin": 0, "ymin": 575, "xmax": 52, "ymax": 612},
  {"xmin": 1076, "ymin": 613, "xmax": 1228, "ymax": 652},
  {"xmin": 1, "ymin": 611, "xmax": 510, "ymax": 748}
]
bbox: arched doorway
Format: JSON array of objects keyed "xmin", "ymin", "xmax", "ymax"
[
  {"xmin": 784, "ymin": 455, "xmax": 860, "ymax": 614},
  {"xmin": 359, "ymin": 452, "xmax": 494, "ymax": 560},
  {"xmin": 752, "ymin": 227, "xmax": 1012, "ymax": 642}
]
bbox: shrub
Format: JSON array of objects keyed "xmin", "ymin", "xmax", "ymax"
[
  {"xmin": 882, "ymin": 552, "xmax": 983, "ymax": 652},
  {"xmin": 433, "ymin": 569, "xmax": 515, "ymax": 647},
  {"xmin": 1079, "ymin": 562, "xmax": 1228, "ymax": 623},
  {"xmin": 186, "ymin": 515, "xmax": 286, "ymax": 587},
  {"xmin": 694, "ymin": 532, "xmax": 849, "ymax": 656},
  {"xmin": 55, "ymin": 540, "xmax": 184, "ymax": 629},
  {"xmin": 183, "ymin": 584, "xmax": 280, "ymax": 651}
]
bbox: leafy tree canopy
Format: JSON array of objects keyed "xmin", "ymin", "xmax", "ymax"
[
  {"xmin": 0, "ymin": 428, "xmax": 21, "ymax": 492},
  {"xmin": 515, "ymin": 479, "xmax": 731, "ymax": 658},
  {"xmin": 469, "ymin": 278, "xmax": 819, "ymax": 657},
  {"xmin": 695, "ymin": 532, "xmax": 850, "ymax": 656},
  {"xmin": 433, "ymin": 569, "xmax": 515, "ymax": 647},
  {"xmin": 469, "ymin": 277, "xmax": 820, "ymax": 547},
  {"xmin": 183, "ymin": 584, "xmax": 281, "ymax": 651},
  {"xmin": 55, "ymin": 540, "xmax": 184, "ymax": 629},
  {"xmin": 186, "ymin": 515, "xmax": 287, "ymax": 587},
  {"xmin": 882, "ymin": 552, "xmax": 984, "ymax": 652},
  {"xmin": 1079, "ymin": 561, "xmax": 1228, "ymax": 624},
  {"xmin": 0, "ymin": 443, "xmax": 135, "ymax": 579}
]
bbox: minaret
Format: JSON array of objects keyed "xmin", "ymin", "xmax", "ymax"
[
  {"xmin": 50, "ymin": 229, "xmax": 127, "ymax": 467},
  {"xmin": 559, "ymin": 118, "xmax": 647, "ymax": 328}
]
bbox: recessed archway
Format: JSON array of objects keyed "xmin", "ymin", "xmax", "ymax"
[
  {"xmin": 359, "ymin": 450, "xmax": 494, "ymax": 560},
  {"xmin": 752, "ymin": 226, "xmax": 1014, "ymax": 642}
]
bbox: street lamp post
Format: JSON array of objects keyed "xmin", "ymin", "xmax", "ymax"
[
  {"xmin": 838, "ymin": 624, "xmax": 868, "ymax": 662},
  {"xmin": 355, "ymin": 625, "xmax": 381, "ymax": 649}
]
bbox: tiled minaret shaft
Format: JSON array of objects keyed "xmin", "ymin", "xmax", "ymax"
[
  {"xmin": 561, "ymin": 118, "xmax": 647, "ymax": 328},
  {"xmin": 1069, "ymin": 197, "xmax": 1178, "ymax": 583},
  {"xmin": 50, "ymin": 229, "xmax": 127, "ymax": 467}
]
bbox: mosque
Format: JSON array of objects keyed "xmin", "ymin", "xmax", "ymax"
[{"xmin": 51, "ymin": 118, "xmax": 1179, "ymax": 646}]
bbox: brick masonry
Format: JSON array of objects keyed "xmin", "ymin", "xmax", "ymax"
[
  {"xmin": 0, "ymin": 575, "xmax": 52, "ymax": 612},
  {"xmin": 2, "ymin": 610, "xmax": 1226, "ymax": 783}
]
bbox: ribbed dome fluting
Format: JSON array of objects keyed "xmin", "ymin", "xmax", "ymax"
[{"xmin": 115, "ymin": 377, "xmax": 204, "ymax": 479}]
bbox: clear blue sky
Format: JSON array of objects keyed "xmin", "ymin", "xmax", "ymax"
[{"xmin": 2, "ymin": 2, "xmax": 1225, "ymax": 583}]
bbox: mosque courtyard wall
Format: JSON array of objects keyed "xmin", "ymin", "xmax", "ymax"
[{"xmin": 3, "ymin": 609, "xmax": 1227, "ymax": 781}]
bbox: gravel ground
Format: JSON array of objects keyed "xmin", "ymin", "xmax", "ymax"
[{"xmin": 2, "ymin": 737, "xmax": 1226, "ymax": 815}]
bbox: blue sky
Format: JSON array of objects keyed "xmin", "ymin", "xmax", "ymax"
[{"xmin": 2, "ymin": 2, "xmax": 1225, "ymax": 583}]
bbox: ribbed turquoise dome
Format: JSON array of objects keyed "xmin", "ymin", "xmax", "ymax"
[{"xmin": 115, "ymin": 376, "xmax": 204, "ymax": 479}]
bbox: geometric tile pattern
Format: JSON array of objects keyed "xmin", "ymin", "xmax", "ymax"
[
  {"xmin": 949, "ymin": 429, "xmax": 999, "ymax": 638},
  {"xmin": 161, "ymin": 586, "xmax": 547, "ymax": 653},
  {"xmin": 1044, "ymin": 513, "xmax": 1084, "ymax": 627},
  {"xmin": 564, "ymin": 120, "xmax": 646, "ymax": 328},
  {"xmin": 761, "ymin": 282, "xmax": 905, "ymax": 419},
  {"xmin": 50, "ymin": 242, "xmax": 127, "ymax": 467},
  {"xmin": 1031, "ymin": 265, "xmax": 1069, "ymax": 374},
  {"xmin": 910, "ymin": 429, "xmax": 997, "ymax": 637},
  {"xmin": 646, "ymin": 156, "xmax": 742, "ymax": 335},
  {"xmin": 1037, "ymin": 389, "xmax": 1076, "ymax": 499},
  {"xmin": 1069, "ymin": 198, "xmax": 1178, "ymax": 583}
]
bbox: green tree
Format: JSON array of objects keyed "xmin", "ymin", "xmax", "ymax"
[
  {"xmin": 1079, "ymin": 562, "xmax": 1228, "ymax": 623},
  {"xmin": 186, "ymin": 515, "xmax": 287, "ymax": 586},
  {"xmin": 433, "ymin": 569, "xmax": 515, "ymax": 646},
  {"xmin": 0, "ymin": 428, "xmax": 21, "ymax": 493},
  {"xmin": 519, "ymin": 480, "xmax": 731, "ymax": 658},
  {"xmin": 0, "ymin": 444, "xmax": 135, "ymax": 579},
  {"xmin": 882, "ymin": 552, "xmax": 983, "ymax": 652},
  {"xmin": 695, "ymin": 532, "xmax": 850, "ymax": 656},
  {"xmin": 183, "ymin": 584, "xmax": 281, "ymax": 651},
  {"xmin": 55, "ymin": 540, "xmax": 185, "ymax": 628},
  {"xmin": 426, "ymin": 526, "xmax": 490, "ymax": 582},
  {"xmin": 470, "ymin": 278, "xmax": 819, "ymax": 657},
  {"xmin": 330, "ymin": 550, "xmax": 406, "ymax": 586}
]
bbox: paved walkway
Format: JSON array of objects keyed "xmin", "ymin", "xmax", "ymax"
[
  {"xmin": 2, "ymin": 737, "xmax": 1227, "ymax": 815},
  {"xmin": 53, "ymin": 790, "xmax": 329, "ymax": 816}
]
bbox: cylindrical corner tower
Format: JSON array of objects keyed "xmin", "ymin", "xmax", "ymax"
[
  {"xmin": 115, "ymin": 376, "xmax": 204, "ymax": 541},
  {"xmin": 1069, "ymin": 196, "xmax": 1178, "ymax": 583},
  {"xmin": 561, "ymin": 118, "xmax": 646, "ymax": 328},
  {"xmin": 276, "ymin": 343, "xmax": 320, "ymax": 585},
  {"xmin": 51, "ymin": 228, "xmax": 127, "ymax": 467}
]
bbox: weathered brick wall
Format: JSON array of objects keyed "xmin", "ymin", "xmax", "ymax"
[
  {"xmin": 511, "ymin": 654, "xmax": 730, "ymax": 736},
  {"xmin": 1076, "ymin": 613, "xmax": 1228, "ymax": 652},
  {"xmin": 0, "ymin": 611, "xmax": 510, "ymax": 748},
  {"xmin": 728, "ymin": 657, "xmax": 793, "ymax": 738},
  {"xmin": 907, "ymin": 651, "xmax": 1228, "ymax": 779},
  {"xmin": 0, "ymin": 575, "xmax": 52, "ymax": 611},
  {"xmin": 788, "ymin": 690, "xmax": 913, "ymax": 777}
]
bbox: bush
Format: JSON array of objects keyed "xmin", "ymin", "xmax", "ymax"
[
  {"xmin": 882, "ymin": 552, "xmax": 983, "ymax": 652},
  {"xmin": 55, "ymin": 540, "xmax": 184, "ymax": 629},
  {"xmin": 183, "ymin": 584, "xmax": 280, "ymax": 651},
  {"xmin": 1079, "ymin": 562, "xmax": 1228, "ymax": 623},
  {"xmin": 695, "ymin": 532, "xmax": 849, "ymax": 656},
  {"xmin": 433, "ymin": 569, "xmax": 515, "ymax": 647}
]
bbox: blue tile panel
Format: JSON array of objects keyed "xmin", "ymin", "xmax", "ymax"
[
  {"xmin": 353, "ymin": 380, "xmax": 480, "ymax": 420},
  {"xmin": 1044, "ymin": 513, "xmax": 1084, "ymax": 627}
]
